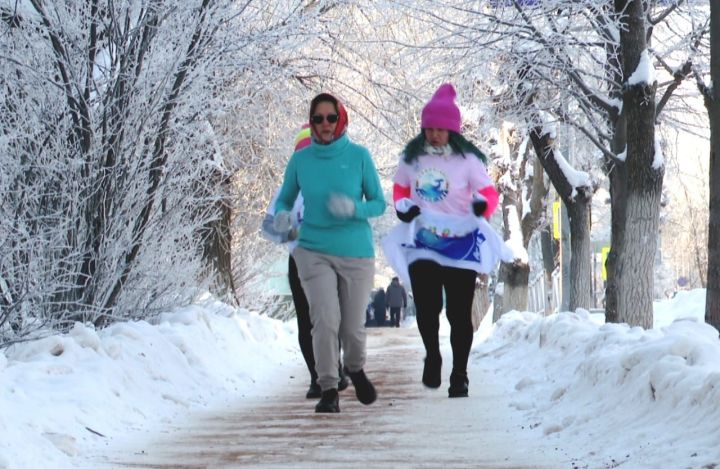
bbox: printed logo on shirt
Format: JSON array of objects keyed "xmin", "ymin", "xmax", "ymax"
[{"xmin": 415, "ymin": 168, "xmax": 449, "ymax": 202}]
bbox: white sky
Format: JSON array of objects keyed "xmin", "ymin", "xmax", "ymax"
[{"xmin": 1, "ymin": 289, "xmax": 718, "ymax": 468}]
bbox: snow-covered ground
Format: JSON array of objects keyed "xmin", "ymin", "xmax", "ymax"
[
  {"xmin": 1, "ymin": 289, "xmax": 718, "ymax": 468},
  {"xmin": 474, "ymin": 289, "xmax": 720, "ymax": 468}
]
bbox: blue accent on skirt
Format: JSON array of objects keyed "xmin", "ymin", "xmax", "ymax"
[{"xmin": 413, "ymin": 228, "xmax": 486, "ymax": 262}]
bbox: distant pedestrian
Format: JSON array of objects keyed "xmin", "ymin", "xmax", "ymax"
[
  {"xmin": 372, "ymin": 288, "xmax": 387, "ymax": 326},
  {"xmin": 385, "ymin": 277, "xmax": 407, "ymax": 327}
]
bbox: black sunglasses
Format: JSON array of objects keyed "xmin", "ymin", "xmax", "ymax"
[{"xmin": 311, "ymin": 114, "xmax": 339, "ymax": 124}]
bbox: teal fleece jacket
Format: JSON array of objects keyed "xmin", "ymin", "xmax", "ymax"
[{"xmin": 275, "ymin": 133, "xmax": 386, "ymax": 258}]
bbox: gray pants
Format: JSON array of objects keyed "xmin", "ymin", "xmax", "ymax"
[{"xmin": 292, "ymin": 247, "xmax": 375, "ymax": 391}]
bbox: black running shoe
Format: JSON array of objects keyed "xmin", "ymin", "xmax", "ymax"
[
  {"xmin": 338, "ymin": 374, "xmax": 349, "ymax": 392},
  {"xmin": 315, "ymin": 389, "xmax": 340, "ymax": 413},
  {"xmin": 344, "ymin": 367, "xmax": 377, "ymax": 405},
  {"xmin": 306, "ymin": 382, "xmax": 322, "ymax": 399},
  {"xmin": 448, "ymin": 371, "xmax": 469, "ymax": 398},
  {"xmin": 422, "ymin": 353, "xmax": 442, "ymax": 389}
]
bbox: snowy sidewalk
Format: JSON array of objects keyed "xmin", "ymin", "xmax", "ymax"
[{"xmin": 96, "ymin": 327, "xmax": 567, "ymax": 468}]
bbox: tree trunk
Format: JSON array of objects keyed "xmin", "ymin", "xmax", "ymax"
[
  {"xmin": 600, "ymin": 0, "xmax": 627, "ymax": 325},
  {"xmin": 604, "ymin": 138, "xmax": 627, "ymax": 324},
  {"xmin": 493, "ymin": 262, "xmax": 530, "ymax": 321},
  {"xmin": 540, "ymin": 226, "xmax": 557, "ymax": 315},
  {"xmin": 529, "ymin": 129, "xmax": 593, "ymax": 311},
  {"xmin": 493, "ymin": 126, "xmax": 543, "ymax": 320},
  {"xmin": 705, "ymin": 1, "xmax": 720, "ymax": 330},
  {"xmin": 567, "ymin": 201, "xmax": 593, "ymax": 310},
  {"xmin": 471, "ymin": 274, "xmax": 490, "ymax": 331},
  {"xmin": 612, "ymin": 0, "xmax": 663, "ymax": 329},
  {"xmin": 492, "ymin": 283, "xmax": 504, "ymax": 322},
  {"xmin": 201, "ymin": 175, "xmax": 239, "ymax": 305}
]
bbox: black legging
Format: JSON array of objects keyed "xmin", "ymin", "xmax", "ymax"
[
  {"xmin": 408, "ymin": 259, "xmax": 477, "ymax": 375},
  {"xmin": 289, "ymin": 254, "xmax": 317, "ymax": 383}
]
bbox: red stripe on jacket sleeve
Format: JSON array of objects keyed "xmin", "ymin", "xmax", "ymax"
[
  {"xmin": 478, "ymin": 186, "xmax": 499, "ymax": 218},
  {"xmin": 393, "ymin": 183, "xmax": 411, "ymax": 203}
]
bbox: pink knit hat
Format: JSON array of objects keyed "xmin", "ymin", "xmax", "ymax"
[{"xmin": 421, "ymin": 83, "xmax": 461, "ymax": 133}]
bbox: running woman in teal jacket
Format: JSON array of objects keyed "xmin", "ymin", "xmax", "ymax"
[{"xmin": 274, "ymin": 93, "xmax": 385, "ymax": 413}]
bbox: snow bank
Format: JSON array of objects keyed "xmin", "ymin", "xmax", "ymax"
[{"xmin": 0, "ymin": 300, "xmax": 296, "ymax": 469}]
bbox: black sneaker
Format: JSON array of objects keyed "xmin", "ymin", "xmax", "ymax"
[
  {"xmin": 306, "ymin": 382, "xmax": 322, "ymax": 399},
  {"xmin": 344, "ymin": 367, "xmax": 377, "ymax": 405},
  {"xmin": 338, "ymin": 373, "xmax": 349, "ymax": 391},
  {"xmin": 422, "ymin": 353, "xmax": 442, "ymax": 388},
  {"xmin": 448, "ymin": 372, "xmax": 469, "ymax": 398},
  {"xmin": 315, "ymin": 389, "xmax": 340, "ymax": 413}
]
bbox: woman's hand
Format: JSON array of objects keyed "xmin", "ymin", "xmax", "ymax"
[
  {"xmin": 471, "ymin": 194, "xmax": 488, "ymax": 218},
  {"xmin": 395, "ymin": 197, "xmax": 420, "ymax": 223},
  {"xmin": 273, "ymin": 211, "xmax": 292, "ymax": 232},
  {"xmin": 471, "ymin": 199, "xmax": 487, "ymax": 217},
  {"xmin": 396, "ymin": 205, "xmax": 420, "ymax": 223},
  {"xmin": 327, "ymin": 194, "xmax": 355, "ymax": 218}
]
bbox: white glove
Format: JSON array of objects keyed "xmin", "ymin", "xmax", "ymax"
[
  {"xmin": 273, "ymin": 210, "xmax": 292, "ymax": 232},
  {"xmin": 395, "ymin": 197, "xmax": 416, "ymax": 213},
  {"xmin": 327, "ymin": 194, "xmax": 355, "ymax": 218}
]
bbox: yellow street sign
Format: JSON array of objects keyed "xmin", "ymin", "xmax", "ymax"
[
  {"xmin": 601, "ymin": 246, "xmax": 610, "ymax": 281},
  {"xmin": 552, "ymin": 201, "xmax": 561, "ymax": 240}
]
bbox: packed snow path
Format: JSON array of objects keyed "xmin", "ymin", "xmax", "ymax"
[{"xmin": 100, "ymin": 327, "xmax": 568, "ymax": 468}]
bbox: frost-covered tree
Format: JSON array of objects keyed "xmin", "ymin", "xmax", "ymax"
[
  {"xmin": 487, "ymin": 122, "xmax": 550, "ymax": 317},
  {"xmin": 0, "ymin": 0, "xmax": 331, "ymax": 344},
  {"xmin": 419, "ymin": 0, "xmax": 709, "ymax": 327},
  {"xmin": 697, "ymin": 0, "xmax": 720, "ymax": 329}
]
